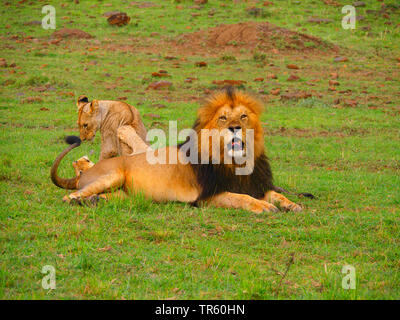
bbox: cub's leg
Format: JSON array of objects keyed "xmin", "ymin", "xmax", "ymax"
[
  {"xmin": 206, "ymin": 192, "xmax": 278, "ymax": 214},
  {"xmin": 263, "ymin": 191, "xmax": 302, "ymax": 212},
  {"xmin": 99, "ymin": 138, "xmax": 118, "ymax": 160},
  {"xmin": 65, "ymin": 172, "xmax": 125, "ymax": 202},
  {"xmin": 117, "ymin": 126, "xmax": 150, "ymax": 155}
]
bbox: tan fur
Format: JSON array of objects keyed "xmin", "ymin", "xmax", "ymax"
[
  {"xmin": 77, "ymin": 95, "xmax": 149, "ymax": 160},
  {"xmin": 72, "ymin": 156, "xmax": 94, "ymax": 177},
  {"xmin": 56, "ymin": 90, "xmax": 301, "ymax": 214},
  {"xmin": 263, "ymin": 190, "xmax": 302, "ymax": 212}
]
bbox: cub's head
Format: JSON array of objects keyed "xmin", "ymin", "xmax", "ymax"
[
  {"xmin": 72, "ymin": 155, "xmax": 94, "ymax": 176},
  {"xmin": 77, "ymin": 95, "xmax": 100, "ymax": 141},
  {"xmin": 193, "ymin": 87, "xmax": 264, "ymax": 166}
]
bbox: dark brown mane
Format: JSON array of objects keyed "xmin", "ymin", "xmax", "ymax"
[
  {"xmin": 179, "ymin": 87, "xmax": 274, "ymax": 202},
  {"xmin": 192, "ymin": 154, "xmax": 274, "ymax": 202}
]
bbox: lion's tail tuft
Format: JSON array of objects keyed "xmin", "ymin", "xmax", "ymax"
[
  {"xmin": 65, "ymin": 135, "xmax": 81, "ymax": 146},
  {"xmin": 274, "ymin": 186, "xmax": 315, "ymax": 199}
]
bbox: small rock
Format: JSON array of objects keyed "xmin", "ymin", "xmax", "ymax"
[
  {"xmin": 263, "ymin": 1, "xmax": 274, "ymax": 6},
  {"xmin": 287, "ymin": 64, "xmax": 299, "ymax": 69},
  {"xmin": 287, "ymin": 74, "xmax": 300, "ymax": 81},
  {"xmin": 146, "ymin": 81, "xmax": 173, "ymax": 90},
  {"xmin": 270, "ymin": 88, "xmax": 280, "ymax": 95},
  {"xmin": 152, "ymin": 72, "xmax": 170, "ymax": 78},
  {"xmin": 344, "ymin": 100, "xmax": 358, "ymax": 107},
  {"xmin": 184, "ymin": 77, "xmax": 198, "ymax": 83},
  {"xmin": 107, "ymin": 12, "xmax": 130, "ymax": 26},
  {"xmin": 195, "ymin": 61, "xmax": 207, "ymax": 67},
  {"xmin": 334, "ymin": 56, "xmax": 348, "ymax": 62},
  {"xmin": 144, "ymin": 113, "xmax": 161, "ymax": 118},
  {"xmin": 330, "ymin": 72, "xmax": 339, "ymax": 79}
]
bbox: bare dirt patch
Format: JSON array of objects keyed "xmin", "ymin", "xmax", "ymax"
[{"xmin": 171, "ymin": 21, "xmax": 337, "ymax": 55}]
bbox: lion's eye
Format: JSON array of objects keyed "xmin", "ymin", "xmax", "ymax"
[
  {"xmin": 240, "ymin": 114, "xmax": 247, "ymax": 120},
  {"xmin": 219, "ymin": 115, "xmax": 227, "ymax": 121}
]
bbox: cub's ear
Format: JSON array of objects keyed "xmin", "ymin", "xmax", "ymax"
[
  {"xmin": 90, "ymin": 99, "xmax": 99, "ymax": 112},
  {"xmin": 77, "ymin": 95, "xmax": 89, "ymax": 109}
]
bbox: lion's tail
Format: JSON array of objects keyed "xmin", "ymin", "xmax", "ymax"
[
  {"xmin": 50, "ymin": 136, "xmax": 81, "ymax": 190},
  {"xmin": 273, "ymin": 186, "xmax": 315, "ymax": 199}
]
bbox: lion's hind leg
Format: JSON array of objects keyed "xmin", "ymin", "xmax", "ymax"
[
  {"xmin": 263, "ymin": 191, "xmax": 302, "ymax": 212},
  {"xmin": 206, "ymin": 192, "xmax": 278, "ymax": 214},
  {"xmin": 66, "ymin": 172, "xmax": 125, "ymax": 203}
]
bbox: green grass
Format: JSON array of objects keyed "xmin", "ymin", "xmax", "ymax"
[{"xmin": 0, "ymin": 0, "xmax": 399, "ymax": 299}]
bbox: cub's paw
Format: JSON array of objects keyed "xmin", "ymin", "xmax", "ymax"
[
  {"xmin": 117, "ymin": 126, "xmax": 132, "ymax": 142},
  {"xmin": 63, "ymin": 194, "xmax": 82, "ymax": 206}
]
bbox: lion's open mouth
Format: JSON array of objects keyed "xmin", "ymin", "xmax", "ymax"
[{"xmin": 227, "ymin": 137, "xmax": 244, "ymax": 152}]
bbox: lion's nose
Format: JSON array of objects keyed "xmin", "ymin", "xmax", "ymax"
[{"xmin": 228, "ymin": 126, "xmax": 241, "ymax": 132}]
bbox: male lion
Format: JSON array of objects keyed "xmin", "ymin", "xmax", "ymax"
[
  {"xmin": 77, "ymin": 95, "xmax": 149, "ymax": 160},
  {"xmin": 51, "ymin": 88, "xmax": 304, "ymax": 213}
]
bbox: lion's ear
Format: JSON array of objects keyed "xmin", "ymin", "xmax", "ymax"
[
  {"xmin": 90, "ymin": 99, "xmax": 99, "ymax": 113},
  {"xmin": 77, "ymin": 95, "xmax": 89, "ymax": 109}
]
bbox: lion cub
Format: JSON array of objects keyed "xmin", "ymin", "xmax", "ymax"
[{"xmin": 72, "ymin": 155, "xmax": 94, "ymax": 179}]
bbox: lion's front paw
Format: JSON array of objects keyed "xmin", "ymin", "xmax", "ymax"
[
  {"xmin": 282, "ymin": 201, "xmax": 302, "ymax": 212},
  {"xmin": 250, "ymin": 200, "xmax": 279, "ymax": 214}
]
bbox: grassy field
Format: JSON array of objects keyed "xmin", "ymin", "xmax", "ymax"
[{"xmin": 0, "ymin": 0, "xmax": 399, "ymax": 299}]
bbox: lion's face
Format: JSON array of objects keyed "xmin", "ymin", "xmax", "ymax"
[
  {"xmin": 72, "ymin": 156, "xmax": 94, "ymax": 176},
  {"xmin": 195, "ymin": 90, "xmax": 264, "ymax": 166},
  {"xmin": 77, "ymin": 96, "xmax": 100, "ymax": 142}
]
